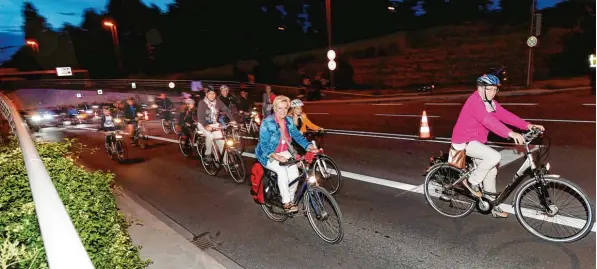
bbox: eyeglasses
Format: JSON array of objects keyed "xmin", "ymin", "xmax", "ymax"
[{"xmin": 485, "ymin": 87, "xmax": 500, "ymax": 93}]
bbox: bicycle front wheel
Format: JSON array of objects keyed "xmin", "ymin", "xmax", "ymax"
[
  {"xmin": 161, "ymin": 119, "xmax": 171, "ymax": 134},
  {"xmin": 305, "ymin": 186, "xmax": 344, "ymax": 244},
  {"xmin": 226, "ymin": 150, "xmax": 246, "ymax": 184},
  {"xmin": 313, "ymin": 156, "xmax": 342, "ymax": 195},
  {"xmin": 514, "ymin": 176, "xmax": 594, "ymax": 243}
]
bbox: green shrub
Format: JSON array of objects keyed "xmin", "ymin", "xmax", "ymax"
[{"xmin": 0, "ymin": 138, "xmax": 151, "ymax": 269}]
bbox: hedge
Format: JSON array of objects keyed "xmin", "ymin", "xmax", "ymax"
[{"xmin": 0, "ymin": 138, "xmax": 151, "ymax": 269}]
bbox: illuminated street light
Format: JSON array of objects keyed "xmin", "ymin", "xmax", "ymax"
[
  {"xmin": 168, "ymin": 82, "xmax": 175, "ymax": 89},
  {"xmin": 26, "ymin": 40, "xmax": 39, "ymax": 52},
  {"xmin": 102, "ymin": 20, "xmax": 122, "ymax": 72},
  {"xmin": 388, "ymin": 6, "xmax": 395, "ymax": 11},
  {"xmin": 327, "ymin": 50, "xmax": 336, "ymax": 61},
  {"xmin": 277, "ymin": 26, "xmax": 285, "ymax": 31}
]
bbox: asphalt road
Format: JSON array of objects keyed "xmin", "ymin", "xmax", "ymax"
[{"xmin": 34, "ymin": 89, "xmax": 596, "ymax": 269}]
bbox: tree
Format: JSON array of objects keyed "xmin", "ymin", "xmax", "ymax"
[{"xmin": 22, "ymin": 2, "xmax": 50, "ymax": 40}]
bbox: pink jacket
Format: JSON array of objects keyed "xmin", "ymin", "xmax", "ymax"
[{"xmin": 451, "ymin": 92, "xmax": 530, "ymax": 144}]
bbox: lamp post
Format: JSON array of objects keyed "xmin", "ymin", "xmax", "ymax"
[
  {"xmin": 26, "ymin": 40, "xmax": 39, "ymax": 52},
  {"xmin": 526, "ymin": 0, "xmax": 537, "ymax": 87},
  {"xmin": 102, "ymin": 20, "xmax": 123, "ymax": 72},
  {"xmin": 325, "ymin": 0, "xmax": 335, "ymax": 90}
]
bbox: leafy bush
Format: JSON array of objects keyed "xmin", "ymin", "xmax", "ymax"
[{"xmin": 0, "ymin": 138, "xmax": 151, "ymax": 269}]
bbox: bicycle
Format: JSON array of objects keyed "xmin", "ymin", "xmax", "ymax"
[
  {"xmin": 103, "ymin": 129, "xmax": 127, "ymax": 162},
  {"xmin": 301, "ymin": 139, "xmax": 342, "ymax": 195},
  {"xmin": 178, "ymin": 123, "xmax": 205, "ymax": 157},
  {"xmin": 199, "ymin": 123, "xmax": 246, "ymax": 184},
  {"xmin": 158, "ymin": 108, "xmax": 180, "ymax": 135},
  {"xmin": 423, "ymin": 128, "xmax": 594, "ymax": 243},
  {"xmin": 259, "ymin": 152, "xmax": 344, "ymax": 244},
  {"xmin": 240, "ymin": 108, "xmax": 261, "ymax": 140},
  {"xmin": 125, "ymin": 112, "xmax": 149, "ymax": 149}
]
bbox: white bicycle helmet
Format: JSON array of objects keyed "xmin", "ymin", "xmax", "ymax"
[
  {"xmin": 184, "ymin": 98, "xmax": 195, "ymax": 105},
  {"xmin": 220, "ymin": 85, "xmax": 229, "ymax": 91},
  {"xmin": 290, "ymin": 99, "xmax": 304, "ymax": 108}
]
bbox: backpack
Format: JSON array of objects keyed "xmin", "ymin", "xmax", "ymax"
[{"xmin": 250, "ymin": 162, "xmax": 265, "ymax": 204}]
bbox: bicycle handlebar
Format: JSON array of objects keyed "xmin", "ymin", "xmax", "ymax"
[{"xmin": 523, "ymin": 128, "xmax": 544, "ymax": 143}]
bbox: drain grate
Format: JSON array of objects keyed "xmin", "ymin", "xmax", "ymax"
[{"xmin": 191, "ymin": 231, "xmax": 222, "ymax": 250}]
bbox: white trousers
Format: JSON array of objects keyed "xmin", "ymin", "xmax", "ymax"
[
  {"xmin": 266, "ymin": 151, "xmax": 300, "ymax": 204},
  {"xmin": 198, "ymin": 124, "xmax": 224, "ymax": 156},
  {"xmin": 462, "ymin": 141, "xmax": 501, "ymax": 193}
]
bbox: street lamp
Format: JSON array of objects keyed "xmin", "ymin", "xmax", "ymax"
[
  {"xmin": 325, "ymin": 0, "xmax": 335, "ymax": 90},
  {"xmin": 26, "ymin": 40, "xmax": 39, "ymax": 52},
  {"xmin": 102, "ymin": 20, "xmax": 123, "ymax": 72}
]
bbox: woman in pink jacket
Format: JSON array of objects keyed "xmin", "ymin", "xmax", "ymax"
[{"xmin": 451, "ymin": 74, "xmax": 544, "ymax": 218}]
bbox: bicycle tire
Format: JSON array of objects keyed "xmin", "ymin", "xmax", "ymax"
[
  {"xmin": 227, "ymin": 150, "xmax": 246, "ymax": 184},
  {"xmin": 199, "ymin": 143, "xmax": 218, "ymax": 176},
  {"xmin": 161, "ymin": 119, "xmax": 171, "ymax": 134},
  {"xmin": 115, "ymin": 140, "xmax": 127, "ymax": 162},
  {"xmin": 172, "ymin": 119, "xmax": 181, "ymax": 135},
  {"xmin": 423, "ymin": 164, "xmax": 475, "ymax": 218},
  {"xmin": 314, "ymin": 156, "xmax": 342, "ymax": 195},
  {"xmin": 305, "ymin": 186, "xmax": 344, "ymax": 244},
  {"xmin": 514, "ymin": 176, "xmax": 594, "ymax": 243},
  {"xmin": 261, "ymin": 203, "xmax": 288, "ymax": 222},
  {"xmin": 178, "ymin": 136, "xmax": 191, "ymax": 157}
]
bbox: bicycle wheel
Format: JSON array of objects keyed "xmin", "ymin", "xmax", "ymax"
[
  {"xmin": 178, "ymin": 136, "xmax": 191, "ymax": 157},
  {"xmin": 305, "ymin": 186, "xmax": 344, "ymax": 244},
  {"xmin": 249, "ymin": 122, "xmax": 259, "ymax": 139},
  {"xmin": 161, "ymin": 119, "xmax": 171, "ymax": 134},
  {"xmin": 514, "ymin": 176, "xmax": 594, "ymax": 243},
  {"xmin": 261, "ymin": 201, "xmax": 288, "ymax": 222},
  {"xmin": 199, "ymin": 143, "xmax": 218, "ymax": 176},
  {"xmin": 172, "ymin": 119, "xmax": 181, "ymax": 135},
  {"xmin": 138, "ymin": 126, "xmax": 148, "ymax": 149},
  {"xmin": 115, "ymin": 140, "xmax": 127, "ymax": 162},
  {"xmin": 424, "ymin": 164, "xmax": 475, "ymax": 218},
  {"xmin": 313, "ymin": 156, "xmax": 342, "ymax": 195},
  {"xmin": 226, "ymin": 149, "xmax": 246, "ymax": 184}
]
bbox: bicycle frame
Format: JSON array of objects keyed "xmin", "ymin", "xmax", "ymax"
[{"xmin": 267, "ymin": 159, "xmax": 324, "ymax": 216}]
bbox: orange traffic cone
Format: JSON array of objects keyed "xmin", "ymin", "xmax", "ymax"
[{"xmin": 419, "ymin": 110, "xmax": 432, "ymax": 139}]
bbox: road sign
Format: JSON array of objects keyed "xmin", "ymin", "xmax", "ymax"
[
  {"xmin": 527, "ymin": 36, "xmax": 538, "ymax": 48},
  {"xmin": 76, "ymin": 93, "xmax": 82, "ymax": 98},
  {"xmin": 131, "ymin": 82, "xmax": 136, "ymax": 89},
  {"xmin": 56, "ymin": 67, "xmax": 72, "ymax": 76},
  {"xmin": 97, "ymin": 89, "xmax": 103, "ymax": 95},
  {"xmin": 328, "ymin": 60, "xmax": 337, "ymax": 71}
]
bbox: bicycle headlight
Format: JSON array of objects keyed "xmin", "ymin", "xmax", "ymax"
[
  {"xmin": 115, "ymin": 135, "xmax": 123, "ymax": 139},
  {"xmin": 226, "ymin": 139, "xmax": 234, "ymax": 146},
  {"xmin": 31, "ymin": 115, "xmax": 41, "ymax": 121},
  {"xmin": 137, "ymin": 112, "xmax": 144, "ymax": 117},
  {"xmin": 545, "ymin": 162, "xmax": 551, "ymax": 171},
  {"xmin": 255, "ymin": 116, "xmax": 261, "ymax": 124},
  {"xmin": 151, "ymin": 104, "xmax": 158, "ymax": 108},
  {"xmin": 308, "ymin": 176, "xmax": 317, "ymax": 184},
  {"xmin": 114, "ymin": 118, "xmax": 122, "ymax": 124},
  {"xmin": 251, "ymin": 111, "xmax": 257, "ymax": 116}
]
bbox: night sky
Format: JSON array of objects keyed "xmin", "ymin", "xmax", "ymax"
[{"xmin": 0, "ymin": 0, "xmax": 565, "ymax": 62}]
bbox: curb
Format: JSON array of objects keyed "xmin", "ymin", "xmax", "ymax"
[{"xmin": 117, "ymin": 186, "xmax": 245, "ymax": 269}]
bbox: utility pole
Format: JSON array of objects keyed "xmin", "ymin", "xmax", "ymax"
[{"xmin": 526, "ymin": 0, "xmax": 537, "ymax": 87}]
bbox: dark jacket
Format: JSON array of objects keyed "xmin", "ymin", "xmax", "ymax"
[
  {"xmin": 123, "ymin": 103, "xmax": 142, "ymax": 120},
  {"xmin": 196, "ymin": 98, "xmax": 234, "ymax": 126}
]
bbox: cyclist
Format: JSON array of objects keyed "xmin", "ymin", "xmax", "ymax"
[
  {"xmin": 99, "ymin": 108, "xmax": 118, "ymax": 150},
  {"xmin": 197, "ymin": 86, "xmax": 236, "ymax": 162},
  {"xmin": 123, "ymin": 97, "xmax": 143, "ymax": 146},
  {"xmin": 179, "ymin": 99, "xmax": 197, "ymax": 147},
  {"xmin": 219, "ymin": 85, "xmax": 238, "ymax": 125},
  {"xmin": 289, "ymin": 99, "xmax": 323, "ymax": 134},
  {"xmin": 156, "ymin": 93, "xmax": 174, "ymax": 123},
  {"xmin": 451, "ymin": 74, "xmax": 544, "ymax": 218},
  {"xmin": 255, "ymin": 95, "xmax": 319, "ymax": 213},
  {"xmin": 262, "ymin": 85, "xmax": 275, "ymax": 118}
]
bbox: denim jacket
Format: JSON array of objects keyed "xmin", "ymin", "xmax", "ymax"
[{"xmin": 255, "ymin": 115, "xmax": 310, "ymax": 166}]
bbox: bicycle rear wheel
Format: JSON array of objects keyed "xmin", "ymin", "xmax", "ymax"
[
  {"xmin": 178, "ymin": 136, "xmax": 191, "ymax": 156},
  {"xmin": 305, "ymin": 186, "xmax": 344, "ymax": 244},
  {"xmin": 115, "ymin": 140, "xmax": 127, "ymax": 162},
  {"xmin": 424, "ymin": 164, "xmax": 475, "ymax": 218},
  {"xmin": 514, "ymin": 176, "xmax": 594, "ymax": 243}
]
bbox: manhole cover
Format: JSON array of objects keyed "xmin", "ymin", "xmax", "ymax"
[{"xmin": 191, "ymin": 231, "xmax": 222, "ymax": 250}]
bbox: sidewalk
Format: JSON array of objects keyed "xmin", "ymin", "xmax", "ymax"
[{"xmin": 114, "ymin": 187, "xmax": 244, "ymax": 269}]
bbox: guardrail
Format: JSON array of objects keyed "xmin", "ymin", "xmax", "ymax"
[
  {"xmin": 2, "ymin": 78, "xmax": 304, "ymax": 100},
  {"xmin": 0, "ymin": 93, "xmax": 95, "ymax": 269}
]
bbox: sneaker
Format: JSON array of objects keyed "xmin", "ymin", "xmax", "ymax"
[
  {"xmin": 491, "ymin": 206, "xmax": 509, "ymax": 218},
  {"xmin": 284, "ymin": 203, "xmax": 299, "ymax": 214},
  {"xmin": 461, "ymin": 179, "xmax": 482, "ymax": 198}
]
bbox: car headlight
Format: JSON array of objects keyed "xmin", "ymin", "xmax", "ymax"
[
  {"xmin": 32, "ymin": 115, "xmax": 41, "ymax": 121},
  {"xmin": 43, "ymin": 114, "xmax": 52, "ymax": 120}
]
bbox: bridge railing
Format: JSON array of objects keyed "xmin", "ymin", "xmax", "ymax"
[{"xmin": 0, "ymin": 93, "xmax": 95, "ymax": 269}]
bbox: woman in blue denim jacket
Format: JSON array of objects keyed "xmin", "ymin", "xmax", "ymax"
[{"xmin": 256, "ymin": 95, "xmax": 318, "ymax": 213}]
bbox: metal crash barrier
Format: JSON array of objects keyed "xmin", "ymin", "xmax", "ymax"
[{"xmin": 0, "ymin": 93, "xmax": 95, "ymax": 269}]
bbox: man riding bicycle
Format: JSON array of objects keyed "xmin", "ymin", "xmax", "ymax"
[
  {"xmin": 123, "ymin": 97, "xmax": 143, "ymax": 146},
  {"xmin": 156, "ymin": 93, "xmax": 174, "ymax": 122},
  {"xmin": 451, "ymin": 74, "xmax": 544, "ymax": 218},
  {"xmin": 179, "ymin": 99, "xmax": 197, "ymax": 146},
  {"xmin": 197, "ymin": 86, "xmax": 236, "ymax": 162},
  {"xmin": 255, "ymin": 95, "xmax": 319, "ymax": 213},
  {"xmin": 99, "ymin": 108, "xmax": 118, "ymax": 150}
]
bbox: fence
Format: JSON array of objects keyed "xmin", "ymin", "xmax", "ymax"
[{"xmin": 0, "ymin": 93, "xmax": 95, "ymax": 269}]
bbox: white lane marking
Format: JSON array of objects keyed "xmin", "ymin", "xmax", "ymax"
[
  {"xmin": 326, "ymin": 131, "xmax": 451, "ymax": 145},
  {"xmin": 523, "ymin": 118, "xmax": 596, "ymax": 124},
  {"xmin": 500, "ymin": 103, "xmax": 538, "ymax": 106},
  {"xmin": 582, "ymin": 104, "xmax": 596, "ymax": 106},
  {"xmin": 72, "ymin": 126, "xmax": 596, "ymax": 233},
  {"xmin": 375, "ymin": 114, "xmax": 440, "ymax": 118},
  {"xmin": 424, "ymin": 103, "xmax": 461, "ymax": 106},
  {"xmin": 308, "ymin": 113, "xmax": 330, "ymax": 115},
  {"xmin": 372, "ymin": 103, "xmax": 403, "ymax": 106}
]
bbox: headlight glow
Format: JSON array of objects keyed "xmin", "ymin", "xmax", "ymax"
[
  {"xmin": 308, "ymin": 176, "xmax": 317, "ymax": 184},
  {"xmin": 114, "ymin": 118, "xmax": 122, "ymax": 124},
  {"xmin": 115, "ymin": 135, "xmax": 123, "ymax": 139},
  {"xmin": 546, "ymin": 163, "xmax": 551, "ymax": 171},
  {"xmin": 43, "ymin": 114, "xmax": 52, "ymax": 120},
  {"xmin": 226, "ymin": 139, "xmax": 234, "ymax": 146},
  {"xmin": 151, "ymin": 104, "xmax": 158, "ymax": 108},
  {"xmin": 255, "ymin": 116, "xmax": 261, "ymax": 124},
  {"xmin": 137, "ymin": 112, "xmax": 144, "ymax": 117},
  {"xmin": 86, "ymin": 110, "xmax": 93, "ymax": 114},
  {"xmin": 92, "ymin": 105, "xmax": 99, "ymax": 109},
  {"xmin": 32, "ymin": 115, "xmax": 41, "ymax": 121},
  {"xmin": 251, "ymin": 111, "xmax": 257, "ymax": 116}
]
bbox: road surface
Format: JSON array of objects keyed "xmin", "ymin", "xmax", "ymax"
[{"xmin": 35, "ymin": 90, "xmax": 596, "ymax": 269}]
